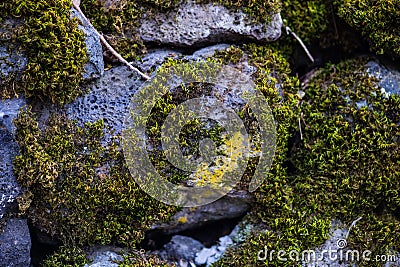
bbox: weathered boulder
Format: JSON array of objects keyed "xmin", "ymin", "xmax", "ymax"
[
  {"xmin": 139, "ymin": 0, "xmax": 282, "ymax": 47},
  {"xmin": 0, "ymin": 218, "xmax": 31, "ymax": 267}
]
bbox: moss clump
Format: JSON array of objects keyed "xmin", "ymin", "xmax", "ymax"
[
  {"xmin": 336, "ymin": 0, "xmax": 400, "ymax": 57},
  {"xmin": 13, "ymin": 109, "xmax": 178, "ymax": 248},
  {"xmin": 118, "ymin": 250, "xmax": 177, "ymax": 267},
  {"xmin": 42, "ymin": 246, "xmax": 88, "ymax": 267},
  {"xmin": 216, "ymin": 54, "xmax": 400, "ymax": 266},
  {"xmin": 0, "ymin": 0, "xmax": 88, "ymax": 104}
]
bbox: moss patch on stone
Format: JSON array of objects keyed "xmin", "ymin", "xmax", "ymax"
[
  {"xmin": 0, "ymin": 0, "xmax": 88, "ymax": 104},
  {"xmin": 336, "ymin": 0, "xmax": 400, "ymax": 57},
  {"xmin": 213, "ymin": 47, "xmax": 400, "ymax": 266},
  {"xmin": 13, "ymin": 109, "xmax": 178, "ymax": 248},
  {"xmin": 42, "ymin": 246, "xmax": 88, "ymax": 267}
]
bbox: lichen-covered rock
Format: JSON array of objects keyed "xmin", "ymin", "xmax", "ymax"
[
  {"xmin": 139, "ymin": 0, "xmax": 282, "ymax": 47},
  {"xmin": 0, "ymin": 97, "xmax": 25, "ymax": 219},
  {"xmin": 0, "ymin": 218, "xmax": 31, "ymax": 267}
]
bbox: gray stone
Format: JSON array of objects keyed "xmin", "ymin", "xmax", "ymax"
[
  {"xmin": 0, "ymin": 19, "xmax": 27, "ymax": 80},
  {"xmin": 0, "ymin": 98, "xmax": 26, "ymax": 219},
  {"xmin": 366, "ymin": 60, "xmax": 400, "ymax": 97},
  {"xmin": 71, "ymin": 8, "xmax": 105, "ymax": 80},
  {"xmin": 195, "ymin": 247, "xmax": 217, "ymax": 266},
  {"xmin": 135, "ymin": 49, "xmax": 182, "ymax": 73},
  {"xmin": 164, "ymin": 235, "xmax": 204, "ymax": 261},
  {"xmin": 139, "ymin": 0, "xmax": 282, "ymax": 47},
  {"xmin": 150, "ymin": 191, "xmax": 252, "ymax": 236},
  {"xmin": 0, "ymin": 218, "xmax": 31, "ymax": 267},
  {"xmin": 84, "ymin": 246, "xmax": 124, "ymax": 267},
  {"xmin": 65, "ymin": 66, "xmax": 143, "ymax": 135}
]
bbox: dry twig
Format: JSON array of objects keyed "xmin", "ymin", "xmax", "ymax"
[{"xmin": 72, "ymin": 0, "xmax": 150, "ymax": 80}]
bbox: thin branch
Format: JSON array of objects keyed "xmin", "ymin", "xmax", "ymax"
[
  {"xmin": 285, "ymin": 26, "xmax": 315, "ymax": 63},
  {"xmin": 345, "ymin": 216, "xmax": 362, "ymax": 239},
  {"xmin": 72, "ymin": 1, "xmax": 150, "ymax": 80},
  {"xmin": 298, "ymin": 117, "xmax": 303, "ymax": 140}
]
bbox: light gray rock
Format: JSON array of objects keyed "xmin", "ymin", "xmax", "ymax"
[
  {"xmin": 135, "ymin": 49, "xmax": 182, "ymax": 73},
  {"xmin": 0, "ymin": 98, "xmax": 25, "ymax": 219},
  {"xmin": 366, "ymin": 60, "xmax": 400, "ymax": 97},
  {"xmin": 0, "ymin": 218, "xmax": 31, "ymax": 267},
  {"xmin": 139, "ymin": 0, "xmax": 282, "ymax": 47},
  {"xmin": 71, "ymin": 8, "xmax": 105, "ymax": 80},
  {"xmin": 84, "ymin": 246, "xmax": 124, "ymax": 267},
  {"xmin": 164, "ymin": 235, "xmax": 204, "ymax": 262}
]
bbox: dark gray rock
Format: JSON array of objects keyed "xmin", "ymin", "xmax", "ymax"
[
  {"xmin": 135, "ymin": 49, "xmax": 181, "ymax": 73},
  {"xmin": 71, "ymin": 8, "xmax": 105, "ymax": 80},
  {"xmin": 0, "ymin": 98, "xmax": 25, "ymax": 219},
  {"xmin": 149, "ymin": 191, "xmax": 252, "ymax": 236},
  {"xmin": 0, "ymin": 218, "xmax": 31, "ymax": 267},
  {"xmin": 163, "ymin": 235, "xmax": 204, "ymax": 262},
  {"xmin": 139, "ymin": 0, "xmax": 282, "ymax": 47}
]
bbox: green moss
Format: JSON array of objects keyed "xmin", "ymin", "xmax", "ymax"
[
  {"xmin": 42, "ymin": 246, "xmax": 88, "ymax": 267},
  {"xmin": 215, "ymin": 53, "xmax": 400, "ymax": 266},
  {"xmin": 118, "ymin": 250, "xmax": 177, "ymax": 267},
  {"xmin": 336, "ymin": 0, "xmax": 400, "ymax": 57},
  {"xmin": 13, "ymin": 109, "xmax": 178, "ymax": 248},
  {"xmin": 0, "ymin": 0, "xmax": 88, "ymax": 104}
]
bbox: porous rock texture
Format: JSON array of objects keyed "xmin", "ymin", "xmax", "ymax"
[
  {"xmin": 0, "ymin": 218, "xmax": 31, "ymax": 267},
  {"xmin": 139, "ymin": 0, "xmax": 282, "ymax": 47}
]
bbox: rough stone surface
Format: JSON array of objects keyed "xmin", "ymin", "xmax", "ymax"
[
  {"xmin": 0, "ymin": 98, "xmax": 26, "ymax": 219},
  {"xmin": 0, "ymin": 218, "xmax": 31, "ymax": 267},
  {"xmin": 0, "ymin": 19, "xmax": 27, "ymax": 80},
  {"xmin": 65, "ymin": 66, "xmax": 143, "ymax": 135},
  {"xmin": 84, "ymin": 246, "xmax": 124, "ymax": 267},
  {"xmin": 71, "ymin": 8, "xmax": 105, "ymax": 80},
  {"xmin": 139, "ymin": 0, "xmax": 282, "ymax": 47},
  {"xmin": 135, "ymin": 49, "xmax": 182, "ymax": 73},
  {"xmin": 366, "ymin": 60, "xmax": 400, "ymax": 97},
  {"xmin": 163, "ymin": 235, "xmax": 204, "ymax": 262}
]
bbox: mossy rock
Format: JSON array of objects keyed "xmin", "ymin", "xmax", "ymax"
[
  {"xmin": 216, "ymin": 56, "xmax": 400, "ymax": 266},
  {"xmin": 13, "ymin": 109, "xmax": 178, "ymax": 248},
  {"xmin": 0, "ymin": 0, "xmax": 88, "ymax": 105}
]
